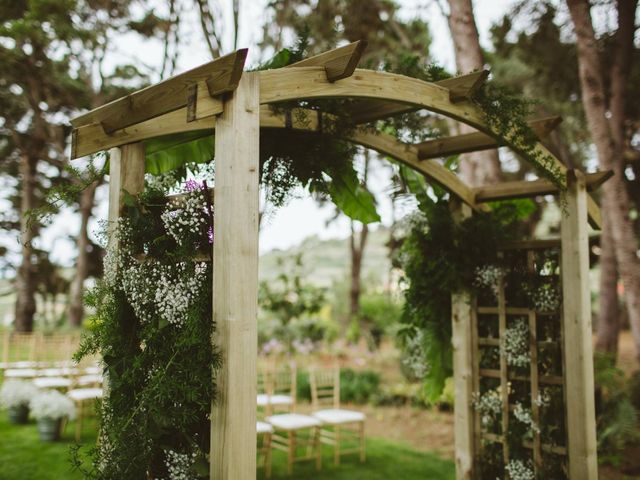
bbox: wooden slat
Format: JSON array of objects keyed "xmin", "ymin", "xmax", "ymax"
[
  {"xmin": 346, "ymin": 99, "xmax": 418, "ymax": 124},
  {"xmin": 473, "ymin": 171, "xmax": 613, "ymax": 203},
  {"xmin": 434, "ymin": 70, "xmax": 489, "ymax": 103},
  {"xmin": 71, "ymin": 108, "xmax": 216, "ymax": 160},
  {"xmin": 497, "ymin": 274, "xmax": 509, "ymax": 465},
  {"xmin": 287, "ymin": 40, "xmax": 367, "ymax": 82},
  {"xmin": 527, "ymin": 263, "xmax": 542, "ymax": 473},
  {"xmin": 210, "ymin": 72, "xmax": 260, "ymax": 480},
  {"xmin": 450, "ymin": 200, "xmax": 476, "ymax": 480},
  {"xmin": 71, "ymin": 49, "xmax": 247, "ymax": 133},
  {"xmin": 478, "ymin": 369, "xmax": 564, "ymax": 386},
  {"xmin": 560, "ymin": 170, "xmax": 598, "ymax": 479},
  {"xmin": 483, "ymin": 432, "xmax": 567, "ymax": 456},
  {"xmin": 416, "ymin": 116, "xmax": 562, "ymax": 160}
]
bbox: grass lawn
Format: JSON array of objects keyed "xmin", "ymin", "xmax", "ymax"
[{"xmin": 0, "ymin": 411, "xmax": 454, "ymax": 479}]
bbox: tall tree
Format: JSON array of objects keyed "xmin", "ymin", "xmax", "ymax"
[
  {"xmin": 442, "ymin": 0, "xmax": 502, "ymax": 185},
  {"xmin": 566, "ymin": 0, "xmax": 640, "ymax": 358}
]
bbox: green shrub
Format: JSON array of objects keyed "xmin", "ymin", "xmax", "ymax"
[{"xmin": 297, "ymin": 368, "xmax": 381, "ymax": 405}]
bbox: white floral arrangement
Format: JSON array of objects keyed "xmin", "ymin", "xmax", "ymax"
[
  {"xmin": 504, "ymin": 459, "xmax": 535, "ymax": 480},
  {"xmin": 0, "ymin": 380, "xmax": 39, "ymax": 408},
  {"xmin": 529, "ymin": 283, "xmax": 561, "ymax": 312},
  {"xmin": 29, "ymin": 390, "xmax": 76, "ymax": 420},
  {"xmin": 163, "ymin": 449, "xmax": 197, "ymax": 480},
  {"xmin": 401, "ymin": 330, "xmax": 429, "ymax": 380},
  {"xmin": 513, "ymin": 402, "xmax": 539, "ymax": 434},
  {"xmin": 473, "ymin": 264, "xmax": 504, "ymax": 297},
  {"xmin": 472, "ymin": 387, "xmax": 503, "ymax": 427},
  {"xmin": 502, "ymin": 318, "xmax": 530, "ymax": 367}
]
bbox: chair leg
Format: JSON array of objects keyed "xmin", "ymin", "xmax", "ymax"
[
  {"xmin": 265, "ymin": 433, "xmax": 272, "ymax": 479},
  {"xmin": 359, "ymin": 421, "xmax": 366, "ymax": 462},
  {"xmin": 334, "ymin": 425, "xmax": 341, "ymax": 466},
  {"xmin": 315, "ymin": 426, "xmax": 322, "ymax": 471},
  {"xmin": 288, "ymin": 431, "xmax": 295, "ymax": 476}
]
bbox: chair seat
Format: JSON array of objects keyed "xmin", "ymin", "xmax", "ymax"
[
  {"xmin": 4, "ymin": 368, "xmax": 37, "ymax": 378},
  {"xmin": 257, "ymin": 421, "xmax": 274, "ymax": 434},
  {"xmin": 33, "ymin": 377, "xmax": 72, "ymax": 389},
  {"xmin": 257, "ymin": 394, "xmax": 294, "ymax": 406},
  {"xmin": 266, "ymin": 413, "xmax": 321, "ymax": 431},
  {"xmin": 77, "ymin": 374, "xmax": 103, "ymax": 385},
  {"xmin": 312, "ymin": 409, "xmax": 366, "ymax": 425},
  {"xmin": 68, "ymin": 388, "xmax": 103, "ymax": 401}
]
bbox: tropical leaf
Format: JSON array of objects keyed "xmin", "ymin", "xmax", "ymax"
[
  {"xmin": 325, "ymin": 165, "xmax": 380, "ymax": 224},
  {"xmin": 145, "ymin": 131, "xmax": 214, "ymax": 175}
]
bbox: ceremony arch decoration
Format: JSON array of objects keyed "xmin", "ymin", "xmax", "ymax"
[{"xmin": 70, "ymin": 42, "xmax": 608, "ymax": 479}]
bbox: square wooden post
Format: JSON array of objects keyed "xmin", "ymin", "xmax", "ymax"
[
  {"xmin": 210, "ymin": 72, "xmax": 260, "ymax": 480},
  {"xmin": 450, "ymin": 199, "xmax": 476, "ymax": 480},
  {"xmin": 107, "ymin": 143, "xmax": 146, "ymax": 236},
  {"xmin": 560, "ymin": 170, "xmax": 598, "ymax": 479}
]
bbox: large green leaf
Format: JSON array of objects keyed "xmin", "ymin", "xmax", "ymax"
[
  {"xmin": 144, "ymin": 131, "xmax": 214, "ymax": 174},
  {"xmin": 325, "ymin": 166, "xmax": 380, "ymax": 224}
]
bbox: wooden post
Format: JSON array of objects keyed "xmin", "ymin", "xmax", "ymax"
[
  {"xmin": 210, "ymin": 72, "xmax": 260, "ymax": 480},
  {"xmin": 107, "ymin": 143, "xmax": 146, "ymax": 234},
  {"xmin": 451, "ymin": 199, "xmax": 475, "ymax": 480},
  {"xmin": 560, "ymin": 170, "xmax": 598, "ymax": 479}
]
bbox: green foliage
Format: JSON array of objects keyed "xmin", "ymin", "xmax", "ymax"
[
  {"xmin": 296, "ymin": 368, "xmax": 381, "ymax": 405},
  {"xmin": 594, "ymin": 354, "xmax": 639, "ymax": 465},
  {"xmin": 73, "ymin": 183, "xmax": 217, "ymax": 479},
  {"xmin": 359, "ymin": 292, "xmax": 403, "ymax": 349}
]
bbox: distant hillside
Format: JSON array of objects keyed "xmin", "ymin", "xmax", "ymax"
[{"xmin": 259, "ymin": 226, "xmax": 393, "ymax": 288}]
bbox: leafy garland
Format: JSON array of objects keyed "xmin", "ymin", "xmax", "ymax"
[{"xmin": 72, "ymin": 179, "xmax": 217, "ymax": 479}]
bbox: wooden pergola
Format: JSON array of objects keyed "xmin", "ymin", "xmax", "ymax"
[{"xmin": 70, "ymin": 42, "xmax": 607, "ymax": 480}]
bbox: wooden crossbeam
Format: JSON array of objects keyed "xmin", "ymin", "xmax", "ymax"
[
  {"xmin": 474, "ymin": 170, "xmax": 613, "ymax": 203},
  {"xmin": 345, "ymin": 99, "xmax": 418, "ymax": 124},
  {"xmin": 416, "ymin": 116, "xmax": 562, "ymax": 160},
  {"xmin": 434, "ymin": 70, "xmax": 489, "ymax": 103},
  {"xmin": 287, "ymin": 40, "xmax": 367, "ymax": 82},
  {"xmin": 70, "ymin": 49, "xmax": 247, "ymax": 134}
]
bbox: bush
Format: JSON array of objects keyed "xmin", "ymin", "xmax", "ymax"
[{"xmin": 297, "ymin": 368, "xmax": 381, "ymax": 405}]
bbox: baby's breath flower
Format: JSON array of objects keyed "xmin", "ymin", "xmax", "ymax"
[{"xmin": 502, "ymin": 318, "xmax": 530, "ymax": 367}]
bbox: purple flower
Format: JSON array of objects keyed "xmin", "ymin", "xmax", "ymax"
[
  {"xmin": 184, "ymin": 179, "xmax": 202, "ymax": 192},
  {"xmin": 207, "ymin": 226, "xmax": 214, "ymax": 244}
]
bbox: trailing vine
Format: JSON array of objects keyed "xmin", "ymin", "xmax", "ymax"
[{"xmin": 72, "ymin": 179, "xmax": 217, "ymax": 479}]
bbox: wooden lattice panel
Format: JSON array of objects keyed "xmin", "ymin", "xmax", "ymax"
[{"xmin": 472, "ymin": 247, "xmax": 568, "ymax": 479}]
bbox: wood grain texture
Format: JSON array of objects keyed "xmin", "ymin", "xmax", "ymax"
[
  {"xmin": 287, "ymin": 40, "xmax": 367, "ymax": 82},
  {"xmin": 71, "ymin": 49, "xmax": 246, "ymax": 133},
  {"xmin": 473, "ymin": 170, "xmax": 613, "ymax": 203},
  {"xmin": 416, "ymin": 116, "xmax": 562, "ymax": 160},
  {"xmin": 450, "ymin": 200, "xmax": 476, "ymax": 480},
  {"xmin": 560, "ymin": 170, "xmax": 598, "ymax": 480},
  {"xmin": 434, "ymin": 70, "xmax": 489, "ymax": 102},
  {"xmin": 210, "ymin": 72, "xmax": 260, "ymax": 480}
]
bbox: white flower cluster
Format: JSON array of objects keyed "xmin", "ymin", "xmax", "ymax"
[
  {"xmin": 529, "ymin": 283, "xmax": 561, "ymax": 312},
  {"xmin": 121, "ymin": 260, "xmax": 207, "ymax": 327},
  {"xmin": 504, "ymin": 459, "xmax": 535, "ymax": 480},
  {"xmin": 29, "ymin": 390, "xmax": 76, "ymax": 420},
  {"xmin": 163, "ymin": 449, "xmax": 196, "ymax": 480},
  {"xmin": 502, "ymin": 318, "xmax": 530, "ymax": 367},
  {"xmin": 0, "ymin": 380, "xmax": 39, "ymax": 408},
  {"xmin": 401, "ymin": 330, "xmax": 429, "ymax": 380},
  {"xmin": 472, "ymin": 388, "xmax": 503, "ymax": 427},
  {"xmin": 535, "ymin": 390, "xmax": 551, "ymax": 408},
  {"xmin": 513, "ymin": 402, "xmax": 539, "ymax": 434},
  {"xmin": 161, "ymin": 191, "xmax": 208, "ymax": 246},
  {"xmin": 146, "ymin": 171, "xmax": 180, "ymax": 193},
  {"xmin": 474, "ymin": 265, "xmax": 503, "ymax": 297}
]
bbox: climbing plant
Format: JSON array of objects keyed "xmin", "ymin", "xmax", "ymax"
[{"xmin": 72, "ymin": 177, "xmax": 217, "ymax": 479}]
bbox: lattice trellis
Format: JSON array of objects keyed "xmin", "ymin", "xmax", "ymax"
[{"xmin": 472, "ymin": 246, "xmax": 569, "ymax": 479}]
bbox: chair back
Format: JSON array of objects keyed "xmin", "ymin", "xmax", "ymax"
[{"xmin": 309, "ymin": 366, "xmax": 340, "ymax": 410}]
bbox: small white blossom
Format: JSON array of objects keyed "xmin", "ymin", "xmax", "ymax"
[
  {"xmin": 472, "ymin": 388, "xmax": 503, "ymax": 427},
  {"xmin": 513, "ymin": 402, "xmax": 539, "ymax": 434},
  {"xmin": 504, "ymin": 459, "xmax": 535, "ymax": 480},
  {"xmin": 474, "ymin": 265, "xmax": 504, "ymax": 297},
  {"xmin": 502, "ymin": 318, "xmax": 530, "ymax": 367},
  {"xmin": 163, "ymin": 449, "xmax": 196, "ymax": 480}
]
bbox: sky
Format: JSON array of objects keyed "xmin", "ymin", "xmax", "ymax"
[{"xmin": 32, "ymin": 0, "xmax": 517, "ymax": 267}]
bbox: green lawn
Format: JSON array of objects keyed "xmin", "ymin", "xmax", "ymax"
[{"xmin": 0, "ymin": 412, "xmax": 454, "ymax": 479}]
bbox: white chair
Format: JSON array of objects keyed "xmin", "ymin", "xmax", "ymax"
[
  {"xmin": 33, "ymin": 377, "xmax": 72, "ymax": 391},
  {"xmin": 266, "ymin": 413, "xmax": 322, "ymax": 475},
  {"xmin": 4, "ymin": 368, "xmax": 38, "ymax": 379},
  {"xmin": 257, "ymin": 421, "xmax": 273, "ymax": 478},
  {"xmin": 257, "ymin": 364, "xmax": 296, "ymax": 417},
  {"xmin": 67, "ymin": 388, "xmax": 103, "ymax": 441},
  {"xmin": 309, "ymin": 366, "xmax": 366, "ymax": 465}
]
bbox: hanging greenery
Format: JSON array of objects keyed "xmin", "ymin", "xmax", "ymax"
[{"xmin": 72, "ymin": 179, "xmax": 217, "ymax": 479}]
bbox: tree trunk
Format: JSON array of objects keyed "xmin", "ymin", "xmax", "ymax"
[
  {"xmin": 68, "ymin": 181, "xmax": 99, "ymax": 328},
  {"xmin": 446, "ymin": 0, "xmax": 501, "ymax": 186},
  {"xmin": 567, "ymin": 0, "xmax": 640, "ymax": 358},
  {"xmin": 596, "ymin": 219, "xmax": 620, "ymax": 354},
  {"xmin": 349, "ymin": 221, "xmax": 369, "ymax": 319},
  {"xmin": 14, "ymin": 154, "xmax": 38, "ymax": 332}
]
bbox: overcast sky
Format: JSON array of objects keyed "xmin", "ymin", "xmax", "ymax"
[{"xmin": 32, "ymin": 0, "xmax": 516, "ymax": 268}]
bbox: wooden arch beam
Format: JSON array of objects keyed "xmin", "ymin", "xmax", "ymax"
[{"xmin": 287, "ymin": 40, "xmax": 367, "ymax": 82}]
